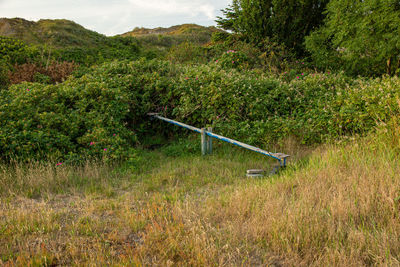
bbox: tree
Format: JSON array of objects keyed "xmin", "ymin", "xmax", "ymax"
[
  {"xmin": 271, "ymin": 0, "xmax": 328, "ymax": 54},
  {"xmin": 216, "ymin": 1, "xmax": 240, "ymax": 32},
  {"xmin": 216, "ymin": 0, "xmax": 329, "ymax": 55},
  {"xmin": 305, "ymin": 0, "xmax": 400, "ymax": 76}
]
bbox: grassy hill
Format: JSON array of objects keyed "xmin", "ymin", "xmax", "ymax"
[
  {"xmin": 122, "ymin": 24, "xmax": 220, "ymax": 37},
  {"xmin": 0, "ymin": 18, "xmax": 142, "ymax": 68},
  {"xmin": 0, "ymin": 18, "xmax": 108, "ymax": 48},
  {"xmin": 122, "ymin": 24, "xmax": 222, "ymax": 48}
]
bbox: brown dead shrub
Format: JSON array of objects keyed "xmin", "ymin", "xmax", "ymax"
[
  {"xmin": 45, "ymin": 61, "xmax": 77, "ymax": 83},
  {"xmin": 8, "ymin": 63, "xmax": 40, "ymax": 84},
  {"xmin": 8, "ymin": 61, "xmax": 77, "ymax": 84}
]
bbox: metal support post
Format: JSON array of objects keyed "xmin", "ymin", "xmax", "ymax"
[
  {"xmin": 201, "ymin": 128, "xmax": 207, "ymax": 156},
  {"xmin": 207, "ymin": 127, "xmax": 213, "ymax": 154}
]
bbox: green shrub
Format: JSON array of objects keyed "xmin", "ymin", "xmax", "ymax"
[
  {"xmin": 208, "ymin": 38, "xmax": 297, "ymax": 73},
  {"xmin": 0, "ymin": 68, "xmax": 137, "ymax": 163},
  {"xmin": 0, "ymin": 36, "xmax": 38, "ymax": 65},
  {"xmin": 258, "ymin": 38, "xmax": 293, "ymax": 73},
  {"xmin": 0, "ymin": 61, "xmax": 9, "ymax": 89},
  {"xmin": 0, "ymin": 59, "xmax": 181, "ymax": 162},
  {"xmin": 215, "ymin": 49, "xmax": 251, "ymax": 70},
  {"xmin": 8, "ymin": 61, "xmax": 77, "ymax": 85},
  {"xmin": 54, "ymin": 37, "xmax": 140, "ymax": 65},
  {"xmin": 167, "ymin": 42, "xmax": 208, "ymax": 63},
  {"xmin": 33, "ymin": 72, "xmax": 51, "ymax": 84},
  {"xmin": 173, "ymin": 64, "xmax": 399, "ymax": 146}
]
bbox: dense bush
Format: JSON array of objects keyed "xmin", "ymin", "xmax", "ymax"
[
  {"xmin": 173, "ymin": 66, "xmax": 347, "ymax": 145},
  {"xmin": 208, "ymin": 37, "xmax": 298, "ymax": 73},
  {"xmin": 0, "ymin": 36, "xmax": 38, "ymax": 65},
  {"xmin": 0, "ymin": 65, "xmax": 136, "ymax": 162},
  {"xmin": 1, "ymin": 35, "xmax": 140, "ymax": 68},
  {"xmin": 0, "ymin": 37, "xmax": 38, "ymax": 87},
  {"xmin": 1, "ymin": 59, "xmax": 399, "ymax": 162},
  {"xmin": 211, "ymin": 31, "xmax": 231, "ymax": 43},
  {"xmin": 215, "ymin": 49, "xmax": 251, "ymax": 70},
  {"xmin": 166, "ymin": 42, "xmax": 208, "ymax": 64},
  {"xmin": 0, "ymin": 59, "xmax": 180, "ymax": 162},
  {"xmin": 174, "ymin": 65, "xmax": 400, "ymax": 146},
  {"xmin": 0, "ymin": 61, "xmax": 9, "ymax": 89},
  {"xmin": 0, "ymin": 35, "xmax": 142, "ymax": 89},
  {"xmin": 53, "ymin": 36, "xmax": 140, "ymax": 65}
]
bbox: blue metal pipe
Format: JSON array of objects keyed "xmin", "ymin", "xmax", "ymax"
[{"xmin": 151, "ymin": 114, "xmax": 201, "ymax": 133}]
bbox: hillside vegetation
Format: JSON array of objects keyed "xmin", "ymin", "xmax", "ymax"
[
  {"xmin": 0, "ymin": 19, "xmax": 222, "ymax": 87},
  {"xmin": 122, "ymin": 24, "xmax": 220, "ymax": 38},
  {"xmin": 0, "ymin": 18, "xmax": 107, "ymax": 48},
  {"xmin": 122, "ymin": 24, "xmax": 223, "ymax": 60},
  {"xmin": 0, "ymin": 19, "xmax": 141, "ymax": 87}
]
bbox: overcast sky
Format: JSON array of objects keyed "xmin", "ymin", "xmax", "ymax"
[{"xmin": 0, "ymin": 0, "xmax": 231, "ymax": 36}]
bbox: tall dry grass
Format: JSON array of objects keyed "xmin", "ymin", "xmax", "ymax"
[
  {"xmin": 0, "ymin": 124, "xmax": 399, "ymax": 266},
  {"xmin": 116, "ymin": 128, "xmax": 400, "ymax": 266},
  {"xmin": 0, "ymin": 161, "xmax": 122, "ymax": 198}
]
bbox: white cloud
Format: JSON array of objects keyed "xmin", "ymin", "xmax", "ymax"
[
  {"xmin": 0, "ymin": 0, "xmax": 230, "ymax": 35},
  {"xmin": 128, "ymin": 0, "xmax": 216, "ymax": 19}
]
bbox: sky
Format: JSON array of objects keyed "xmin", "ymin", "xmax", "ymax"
[{"xmin": 0, "ymin": 0, "xmax": 231, "ymax": 36}]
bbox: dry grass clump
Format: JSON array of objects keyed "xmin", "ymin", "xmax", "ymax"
[
  {"xmin": 0, "ymin": 161, "xmax": 121, "ymax": 199},
  {"xmin": 198, "ymin": 140, "xmax": 400, "ymax": 265},
  {"xmin": 0, "ymin": 131, "xmax": 399, "ymax": 266}
]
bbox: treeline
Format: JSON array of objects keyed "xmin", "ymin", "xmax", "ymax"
[{"xmin": 216, "ymin": 0, "xmax": 400, "ymax": 76}]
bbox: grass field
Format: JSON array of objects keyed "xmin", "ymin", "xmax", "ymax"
[{"xmin": 1, "ymin": 130, "xmax": 399, "ymax": 266}]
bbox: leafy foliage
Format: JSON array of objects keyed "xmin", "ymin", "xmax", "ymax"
[
  {"xmin": 215, "ymin": 49, "xmax": 251, "ymax": 70},
  {"xmin": 0, "ymin": 35, "xmax": 140, "ymax": 88},
  {"xmin": 174, "ymin": 65, "xmax": 400, "ymax": 146},
  {"xmin": 216, "ymin": 0, "xmax": 329, "ymax": 54},
  {"xmin": 53, "ymin": 36, "xmax": 140, "ymax": 65},
  {"xmin": 166, "ymin": 42, "xmax": 209, "ymax": 64},
  {"xmin": 0, "ymin": 36, "xmax": 38, "ymax": 65},
  {"xmin": 0, "ymin": 63, "xmax": 139, "ymax": 162},
  {"xmin": 305, "ymin": 0, "xmax": 400, "ymax": 76}
]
